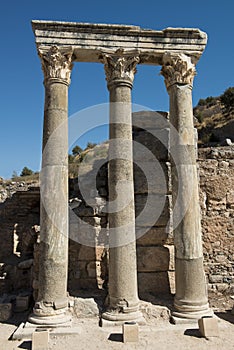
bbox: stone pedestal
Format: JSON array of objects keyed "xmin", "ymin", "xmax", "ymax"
[
  {"xmin": 161, "ymin": 53, "xmax": 212, "ymax": 322},
  {"xmin": 101, "ymin": 50, "xmax": 143, "ymax": 324},
  {"xmin": 29, "ymin": 46, "xmax": 73, "ymax": 326}
]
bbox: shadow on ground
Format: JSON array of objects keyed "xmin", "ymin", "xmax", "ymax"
[{"xmin": 215, "ymin": 311, "xmax": 234, "ymax": 325}]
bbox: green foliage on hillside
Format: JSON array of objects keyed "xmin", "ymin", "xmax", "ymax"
[
  {"xmin": 194, "ymin": 87, "xmax": 234, "ymax": 146},
  {"xmin": 20, "ymin": 166, "xmax": 33, "ymax": 177},
  {"xmin": 220, "ymin": 87, "xmax": 234, "ymax": 110}
]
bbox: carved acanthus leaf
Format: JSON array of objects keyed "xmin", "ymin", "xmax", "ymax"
[
  {"xmin": 38, "ymin": 46, "xmax": 73, "ymax": 84},
  {"xmin": 102, "ymin": 49, "xmax": 140, "ymax": 86},
  {"xmin": 161, "ymin": 52, "xmax": 196, "ymax": 89}
]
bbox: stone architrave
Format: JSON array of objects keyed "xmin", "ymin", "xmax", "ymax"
[
  {"xmin": 101, "ymin": 49, "xmax": 143, "ymax": 324},
  {"xmin": 29, "ymin": 46, "xmax": 73, "ymax": 326},
  {"xmin": 161, "ymin": 52, "xmax": 212, "ymax": 322}
]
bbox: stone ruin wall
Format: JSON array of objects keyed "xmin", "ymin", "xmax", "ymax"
[
  {"xmin": 198, "ymin": 147, "xmax": 234, "ymax": 294},
  {"xmin": 0, "ymin": 117, "xmax": 233, "ymax": 300}
]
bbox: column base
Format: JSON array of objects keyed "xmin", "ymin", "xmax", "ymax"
[
  {"xmin": 28, "ymin": 312, "xmax": 72, "ymax": 327},
  {"xmin": 101, "ymin": 310, "xmax": 145, "ymax": 327},
  {"xmin": 171, "ymin": 306, "xmax": 213, "ymax": 324}
]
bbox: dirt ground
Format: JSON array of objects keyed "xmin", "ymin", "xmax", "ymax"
[{"xmin": 1, "ymin": 293, "xmax": 233, "ymax": 350}]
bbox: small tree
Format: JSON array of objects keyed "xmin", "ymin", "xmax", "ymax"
[
  {"xmin": 20, "ymin": 167, "xmax": 33, "ymax": 177},
  {"xmin": 86, "ymin": 142, "xmax": 97, "ymax": 150},
  {"xmin": 12, "ymin": 170, "xmax": 18, "ymax": 179},
  {"xmin": 72, "ymin": 145, "xmax": 83, "ymax": 156},
  {"xmin": 198, "ymin": 98, "xmax": 206, "ymax": 106},
  {"xmin": 220, "ymin": 87, "xmax": 234, "ymax": 110}
]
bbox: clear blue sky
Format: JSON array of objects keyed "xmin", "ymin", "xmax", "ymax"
[{"xmin": 0, "ymin": 0, "xmax": 233, "ymax": 179}]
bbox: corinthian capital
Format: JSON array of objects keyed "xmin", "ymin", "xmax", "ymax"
[
  {"xmin": 102, "ymin": 49, "xmax": 140, "ymax": 87},
  {"xmin": 161, "ymin": 52, "xmax": 196, "ymax": 90},
  {"xmin": 38, "ymin": 46, "xmax": 73, "ymax": 85}
]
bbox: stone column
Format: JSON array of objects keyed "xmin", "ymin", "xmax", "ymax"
[
  {"xmin": 161, "ymin": 52, "xmax": 212, "ymax": 322},
  {"xmin": 101, "ymin": 49, "xmax": 142, "ymax": 324},
  {"xmin": 29, "ymin": 46, "xmax": 73, "ymax": 325}
]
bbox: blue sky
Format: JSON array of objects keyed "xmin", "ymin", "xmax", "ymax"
[{"xmin": 0, "ymin": 0, "xmax": 233, "ymax": 179}]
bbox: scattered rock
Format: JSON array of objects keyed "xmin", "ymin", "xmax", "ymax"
[{"xmin": 73, "ymin": 298, "xmax": 99, "ymax": 318}]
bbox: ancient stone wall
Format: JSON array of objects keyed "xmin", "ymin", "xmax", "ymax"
[
  {"xmin": 0, "ymin": 184, "xmax": 40, "ymax": 295},
  {"xmin": 0, "ymin": 121, "xmax": 233, "ymax": 300},
  {"xmin": 198, "ymin": 147, "xmax": 234, "ymax": 294}
]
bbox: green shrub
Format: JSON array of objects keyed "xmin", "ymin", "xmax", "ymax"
[
  {"xmin": 20, "ymin": 167, "xmax": 33, "ymax": 177},
  {"xmin": 220, "ymin": 87, "xmax": 234, "ymax": 110},
  {"xmin": 72, "ymin": 145, "xmax": 83, "ymax": 156}
]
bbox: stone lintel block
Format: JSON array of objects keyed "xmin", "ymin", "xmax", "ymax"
[
  {"xmin": 122, "ymin": 322, "xmax": 139, "ymax": 343},
  {"xmin": 32, "ymin": 21, "xmax": 207, "ymax": 65},
  {"xmin": 136, "ymin": 227, "xmax": 168, "ymax": 246},
  {"xmin": 32, "ymin": 329, "xmax": 49, "ymax": 350},
  {"xmin": 198, "ymin": 317, "xmax": 219, "ymax": 338},
  {"xmin": 137, "ymin": 246, "xmax": 169, "ymax": 272}
]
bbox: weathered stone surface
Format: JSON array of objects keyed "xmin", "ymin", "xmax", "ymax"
[
  {"xmin": 162, "ymin": 52, "xmax": 210, "ymax": 319},
  {"xmin": 136, "ymin": 227, "xmax": 169, "ymax": 246},
  {"xmin": 73, "ymin": 297, "xmax": 99, "ymax": 317},
  {"xmin": 135, "ymin": 194, "xmax": 170, "ymax": 227},
  {"xmin": 32, "ymin": 21, "xmax": 207, "ymax": 65},
  {"xmin": 199, "ymin": 148, "xmax": 234, "ymax": 292},
  {"xmin": 138, "ymin": 272, "xmax": 170, "ymax": 296},
  {"xmin": 32, "ymin": 329, "xmax": 49, "ymax": 350},
  {"xmin": 133, "ymin": 129, "xmax": 169, "ymax": 162},
  {"xmin": 18, "ymin": 259, "xmax": 34, "ymax": 269},
  {"xmin": 132, "ymin": 111, "xmax": 169, "ymax": 130},
  {"xmin": 122, "ymin": 322, "xmax": 139, "ymax": 343},
  {"xmin": 198, "ymin": 317, "xmax": 219, "ymax": 338},
  {"xmin": 140, "ymin": 301, "xmax": 170, "ymax": 324},
  {"xmin": 133, "ymin": 162, "xmax": 170, "ymax": 195},
  {"xmin": 0, "ymin": 303, "xmax": 12, "ymax": 321},
  {"xmin": 137, "ymin": 246, "xmax": 169, "ymax": 272}
]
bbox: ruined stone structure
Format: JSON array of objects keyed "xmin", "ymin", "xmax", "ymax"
[
  {"xmin": 1, "ymin": 146, "xmax": 233, "ymax": 301},
  {"xmin": 28, "ymin": 20, "xmax": 211, "ymax": 326}
]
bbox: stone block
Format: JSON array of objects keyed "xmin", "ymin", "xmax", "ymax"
[
  {"xmin": 133, "ymin": 128, "xmax": 169, "ymax": 162},
  {"xmin": 135, "ymin": 194, "xmax": 170, "ymax": 227},
  {"xmin": 198, "ymin": 317, "xmax": 219, "ymax": 338},
  {"xmin": 73, "ymin": 297, "xmax": 99, "ymax": 318},
  {"xmin": 78, "ymin": 246, "xmax": 96, "ymax": 261},
  {"xmin": 136, "ymin": 227, "xmax": 168, "ymax": 246},
  {"xmin": 133, "ymin": 161, "xmax": 170, "ymax": 195},
  {"xmin": 0, "ymin": 303, "xmax": 12, "ymax": 321},
  {"xmin": 137, "ymin": 246, "xmax": 169, "ymax": 272},
  {"xmin": 122, "ymin": 322, "xmax": 139, "ymax": 343},
  {"xmin": 32, "ymin": 329, "xmax": 49, "ymax": 350},
  {"xmin": 138, "ymin": 272, "xmax": 170, "ymax": 296},
  {"xmin": 15, "ymin": 296, "xmax": 30, "ymax": 312}
]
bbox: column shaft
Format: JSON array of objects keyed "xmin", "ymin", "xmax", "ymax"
[
  {"xmin": 108, "ymin": 85, "xmax": 139, "ymax": 312},
  {"xmin": 29, "ymin": 46, "xmax": 73, "ymax": 325},
  {"xmin": 161, "ymin": 53, "xmax": 211, "ymax": 321},
  {"xmin": 101, "ymin": 51, "xmax": 142, "ymax": 323}
]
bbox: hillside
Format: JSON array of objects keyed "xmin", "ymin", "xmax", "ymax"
[{"xmin": 194, "ymin": 88, "xmax": 234, "ymax": 146}]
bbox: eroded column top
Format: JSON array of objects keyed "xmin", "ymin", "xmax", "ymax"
[{"xmin": 32, "ymin": 20, "xmax": 207, "ymax": 65}]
